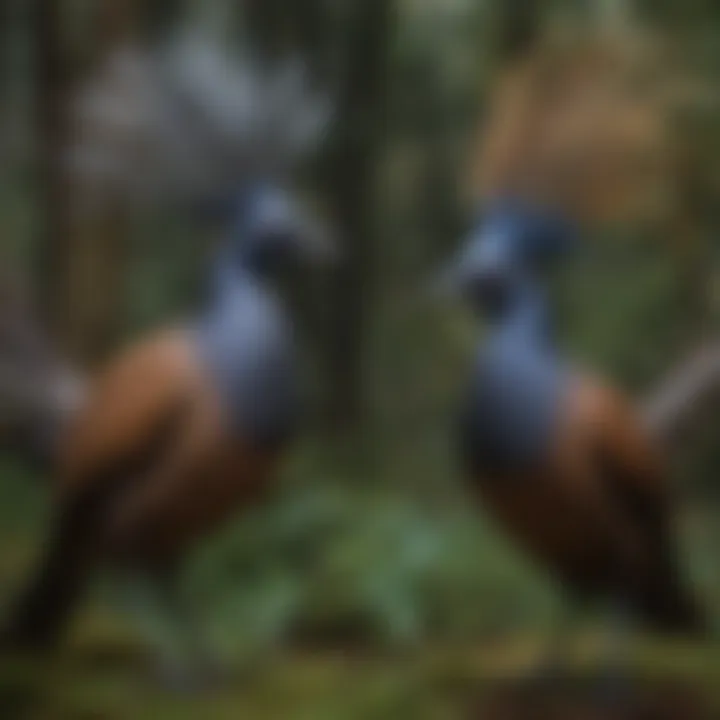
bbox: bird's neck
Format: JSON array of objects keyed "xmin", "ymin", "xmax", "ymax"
[
  {"xmin": 487, "ymin": 279, "xmax": 557, "ymax": 350},
  {"xmin": 201, "ymin": 243, "xmax": 276, "ymax": 317}
]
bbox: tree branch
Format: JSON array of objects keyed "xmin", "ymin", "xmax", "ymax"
[{"xmin": 642, "ymin": 339, "xmax": 720, "ymax": 441}]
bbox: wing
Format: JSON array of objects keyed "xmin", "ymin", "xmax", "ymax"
[
  {"xmin": 57, "ymin": 331, "xmax": 198, "ymax": 499},
  {"xmin": 575, "ymin": 379, "xmax": 671, "ymax": 526},
  {"xmin": 581, "ymin": 379, "xmax": 704, "ymax": 632}
]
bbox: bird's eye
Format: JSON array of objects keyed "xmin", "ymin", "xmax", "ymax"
[{"xmin": 262, "ymin": 229, "xmax": 294, "ymax": 250}]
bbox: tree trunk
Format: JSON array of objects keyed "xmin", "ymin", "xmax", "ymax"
[
  {"xmin": 243, "ymin": 0, "xmax": 331, "ymax": 75},
  {"xmin": 492, "ymin": 0, "xmax": 543, "ymax": 64},
  {"xmin": 35, "ymin": 0, "xmax": 138, "ymax": 365},
  {"xmin": 34, "ymin": 0, "xmax": 72, "ymax": 349},
  {"xmin": 146, "ymin": 0, "xmax": 181, "ymax": 40},
  {"xmin": 68, "ymin": 0, "xmax": 138, "ymax": 364},
  {"xmin": 643, "ymin": 339, "xmax": 720, "ymax": 443},
  {"xmin": 93, "ymin": 0, "xmax": 137, "ymax": 51},
  {"xmin": 242, "ymin": 0, "xmax": 394, "ymax": 435},
  {"xmin": 243, "ymin": 0, "xmax": 286, "ymax": 58},
  {"xmin": 323, "ymin": 0, "xmax": 395, "ymax": 434}
]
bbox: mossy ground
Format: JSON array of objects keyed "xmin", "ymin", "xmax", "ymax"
[
  {"xmin": 2, "ymin": 463, "xmax": 719, "ymax": 719},
  {"xmin": 0, "ymin": 621, "xmax": 718, "ymax": 719}
]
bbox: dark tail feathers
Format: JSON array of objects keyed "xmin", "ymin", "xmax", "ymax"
[
  {"xmin": 633, "ymin": 585, "xmax": 707, "ymax": 637},
  {"xmin": 1, "ymin": 496, "xmax": 99, "ymax": 651},
  {"xmin": 0, "ymin": 277, "xmax": 85, "ymax": 470},
  {"xmin": 629, "ymin": 554, "xmax": 707, "ymax": 637}
]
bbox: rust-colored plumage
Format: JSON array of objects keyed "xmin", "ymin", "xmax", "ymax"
[
  {"xmin": 471, "ymin": 375, "xmax": 702, "ymax": 633},
  {"xmin": 3, "ymin": 331, "xmax": 283, "ymax": 649},
  {"xmin": 58, "ymin": 331, "xmax": 280, "ymax": 562},
  {"xmin": 2, "ymin": 36, "xmax": 332, "ymax": 657},
  {"xmin": 456, "ymin": 27, "xmax": 706, "ymax": 635}
]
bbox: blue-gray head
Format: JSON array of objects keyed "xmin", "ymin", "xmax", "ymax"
[
  {"xmin": 436, "ymin": 199, "xmax": 575, "ymax": 319},
  {"xmin": 214, "ymin": 183, "xmax": 333, "ymax": 279}
]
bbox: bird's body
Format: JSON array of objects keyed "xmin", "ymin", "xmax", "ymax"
[
  {"xmin": 1, "ymin": 39, "xmax": 333, "ymax": 676},
  {"xmin": 436, "ymin": 25, "xmax": 707, "ymax": 668},
  {"xmin": 2, "ymin": 333, "xmax": 270, "ymax": 649},
  {"xmin": 4, "ymin": 249, "xmax": 301, "ymax": 648},
  {"xmin": 194, "ymin": 263, "xmax": 299, "ymax": 450},
  {"xmin": 467, "ymin": 372, "xmax": 700, "ymax": 631},
  {"xmin": 58, "ymin": 332, "xmax": 288, "ymax": 568},
  {"xmin": 459, "ymin": 279, "xmax": 567, "ymax": 476},
  {"xmin": 52, "ymin": 235, "xmax": 301, "ymax": 562},
  {"xmin": 1, "ymin": 179, "xmax": 332, "ymax": 653},
  {"xmin": 444, "ymin": 201, "xmax": 704, "ymax": 635}
]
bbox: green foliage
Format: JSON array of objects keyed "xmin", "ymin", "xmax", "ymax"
[{"xmin": 182, "ymin": 477, "xmax": 556, "ymax": 654}]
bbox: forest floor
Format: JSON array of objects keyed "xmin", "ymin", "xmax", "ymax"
[
  {"xmin": 0, "ymin": 620, "xmax": 719, "ymax": 719},
  {"xmin": 1, "ymin": 469, "xmax": 719, "ymax": 719}
]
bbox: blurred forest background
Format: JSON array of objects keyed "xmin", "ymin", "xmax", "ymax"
[{"xmin": 2, "ymin": 0, "xmax": 720, "ymax": 717}]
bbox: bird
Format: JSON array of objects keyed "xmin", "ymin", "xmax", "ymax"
[
  {"xmin": 437, "ymin": 200, "xmax": 704, "ymax": 639},
  {"xmin": 435, "ymin": 27, "xmax": 706, "ymax": 653},
  {"xmin": 0, "ymin": 34, "xmax": 333, "ymax": 684}
]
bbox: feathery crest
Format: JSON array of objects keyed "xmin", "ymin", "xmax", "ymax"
[
  {"xmin": 469, "ymin": 27, "xmax": 717, "ymax": 229},
  {"xmin": 70, "ymin": 33, "xmax": 331, "ymax": 207}
]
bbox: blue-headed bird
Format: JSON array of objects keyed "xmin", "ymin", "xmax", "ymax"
[
  {"xmin": 437, "ymin": 30, "xmax": 706, "ymax": 648},
  {"xmin": 438, "ymin": 201, "xmax": 703, "ymax": 637},
  {"xmin": 0, "ymin": 36, "xmax": 333, "ymax": 680}
]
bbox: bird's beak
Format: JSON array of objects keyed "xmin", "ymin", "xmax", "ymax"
[
  {"xmin": 430, "ymin": 236, "xmax": 485, "ymax": 301},
  {"xmin": 430, "ymin": 229, "xmax": 514, "ymax": 302}
]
